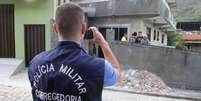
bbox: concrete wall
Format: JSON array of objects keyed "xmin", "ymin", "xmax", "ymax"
[
  {"xmin": 186, "ymin": 44, "xmax": 201, "ymax": 53},
  {"xmin": 191, "ymin": 45, "xmax": 201, "ymax": 52},
  {"xmin": 0, "ymin": 0, "xmax": 54, "ymax": 67},
  {"xmin": 110, "ymin": 42, "xmax": 201, "ymax": 90}
]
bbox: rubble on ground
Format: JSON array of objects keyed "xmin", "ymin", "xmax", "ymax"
[{"xmin": 116, "ymin": 69, "xmax": 171, "ymax": 93}]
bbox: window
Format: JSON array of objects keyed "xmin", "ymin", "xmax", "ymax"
[
  {"xmin": 114, "ymin": 28, "xmax": 120, "ymax": 41},
  {"xmin": 114, "ymin": 28, "xmax": 128, "ymax": 41},
  {"xmin": 162, "ymin": 34, "xmax": 164, "ymax": 44},
  {"xmin": 154, "ymin": 30, "xmax": 156, "ymax": 40},
  {"xmin": 146, "ymin": 27, "xmax": 151, "ymax": 41},
  {"xmin": 157, "ymin": 32, "xmax": 160, "ymax": 41}
]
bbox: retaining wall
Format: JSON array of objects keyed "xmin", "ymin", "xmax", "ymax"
[{"xmin": 110, "ymin": 42, "xmax": 201, "ymax": 90}]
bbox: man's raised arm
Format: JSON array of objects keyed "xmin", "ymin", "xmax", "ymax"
[{"xmin": 90, "ymin": 27, "xmax": 121, "ymax": 81}]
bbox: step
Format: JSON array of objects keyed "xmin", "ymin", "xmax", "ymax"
[{"xmin": 0, "ymin": 58, "xmax": 24, "ymax": 78}]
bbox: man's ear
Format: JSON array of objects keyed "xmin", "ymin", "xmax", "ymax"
[{"xmin": 53, "ymin": 23, "xmax": 59, "ymax": 34}]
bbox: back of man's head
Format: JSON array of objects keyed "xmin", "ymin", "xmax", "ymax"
[{"xmin": 55, "ymin": 2, "xmax": 85, "ymax": 36}]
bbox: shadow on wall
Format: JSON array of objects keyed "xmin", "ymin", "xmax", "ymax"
[{"xmin": 110, "ymin": 41, "xmax": 201, "ymax": 91}]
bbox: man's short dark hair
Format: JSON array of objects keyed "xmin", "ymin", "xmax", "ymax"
[
  {"xmin": 132, "ymin": 32, "xmax": 137, "ymax": 36},
  {"xmin": 55, "ymin": 2, "xmax": 85, "ymax": 36}
]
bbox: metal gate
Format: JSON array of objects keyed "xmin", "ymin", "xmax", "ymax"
[
  {"xmin": 0, "ymin": 4, "xmax": 15, "ymax": 58},
  {"xmin": 24, "ymin": 25, "xmax": 46, "ymax": 66}
]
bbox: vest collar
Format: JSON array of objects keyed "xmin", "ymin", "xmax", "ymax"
[{"xmin": 56, "ymin": 41, "xmax": 82, "ymax": 49}]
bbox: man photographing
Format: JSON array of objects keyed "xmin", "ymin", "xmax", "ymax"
[{"xmin": 28, "ymin": 2, "xmax": 121, "ymax": 101}]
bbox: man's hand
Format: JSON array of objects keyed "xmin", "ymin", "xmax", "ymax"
[{"xmin": 90, "ymin": 27, "xmax": 107, "ymax": 46}]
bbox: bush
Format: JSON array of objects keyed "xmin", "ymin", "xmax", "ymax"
[{"xmin": 167, "ymin": 33, "xmax": 187, "ymax": 50}]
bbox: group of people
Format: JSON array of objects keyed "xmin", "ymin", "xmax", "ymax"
[{"xmin": 121, "ymin": 32, "xmax": 149, "ymax": 45}]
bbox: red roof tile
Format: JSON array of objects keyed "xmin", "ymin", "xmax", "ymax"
[{"xmin": 182, "ymin": 34, "xmax": 201, "ymax": 41}]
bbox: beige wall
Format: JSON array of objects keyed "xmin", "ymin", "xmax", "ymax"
[
  {"xmin": 129, "ymin": 18, "xmax": 168, "ymax": 46},
  {"xmin": 129, "ymin": 18, "xmax": 145, "ymax": 37}
]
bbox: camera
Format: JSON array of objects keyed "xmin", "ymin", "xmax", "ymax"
[{"xmin": 84, "ymin": 29, "xmax": 94, "ymax": 39}]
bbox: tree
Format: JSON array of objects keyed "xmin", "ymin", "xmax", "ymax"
[
  {"xmin": 167, "ymin": 32, "xmax": 186, "ymax": 50},
  {"xmin": 177, "ymin": 5, "xmax": 201, "ymax": 22}
]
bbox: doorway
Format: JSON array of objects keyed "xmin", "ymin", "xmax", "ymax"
[
  {"xmin": 24, "ymin": 25, "xmax": 46, "ymax": 66},
  {"xmin": 0, "ymin": 4, "xmax": 15, "ymax": 58}
]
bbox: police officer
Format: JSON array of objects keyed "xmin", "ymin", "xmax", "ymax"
[{"xmin": 28, "ymin": 2, "xmax": 121, "ymax": 101}]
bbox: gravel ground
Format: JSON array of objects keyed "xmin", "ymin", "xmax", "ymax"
[
  {"xmin": 0, "ymin": 85, "xmax": 32, "ymax": 101},
  {"xmin": 116, "ymin": 69, "xmax": 171, "ymax": 93}
]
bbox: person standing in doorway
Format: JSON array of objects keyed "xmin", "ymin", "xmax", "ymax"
[{"xmin": 121, "ymin": 33, "xmax": 127, "ymax": 42}]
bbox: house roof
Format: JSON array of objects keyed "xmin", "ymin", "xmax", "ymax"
[{"xmin": 182, "ymin": 34, "xmax": 201, "ymax": 41}]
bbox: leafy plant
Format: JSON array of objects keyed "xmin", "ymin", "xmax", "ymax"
[{"xmin": 167, "ymin": 33, "xmax": 186, "ymax": 50}]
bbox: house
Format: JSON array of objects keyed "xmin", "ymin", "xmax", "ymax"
[
  {"xmin": 176, "ymin": 16, "xmax": 201, "ymax": 52},
  {"xmin": 62, "ymin": 0, "xmax": 176, "ymax": 57},
  {"xmin": 182, "ymin": 34, "xmax": 201, "ymax": 52},
  {"xmin": 177, "ymin": 22, "xmax": 201, "ymax": 34},
  {"xmin": 0, "ymin": 0, "xmax": 65, "ymax": 68},
  {"xmin": 71, "ymin": 0, "xmax": 176, "ymax": 46}
]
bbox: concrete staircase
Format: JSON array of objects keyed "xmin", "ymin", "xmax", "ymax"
[{"xmin": 0, "ymin": 58, "xmax": 24, "ymax": 79}]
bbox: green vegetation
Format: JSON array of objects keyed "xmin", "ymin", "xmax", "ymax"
[
  {"xmin": 177, "ymin": 5, "xmax": 201, "ymax": 22},
  {"xmin": 167, "ymin": 33, "xmax": 186, "ymax": 50}
]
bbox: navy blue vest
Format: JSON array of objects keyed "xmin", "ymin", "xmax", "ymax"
[{"xmin": 28, "ymin": 41, "xmax": 105, "ymax": 101}]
